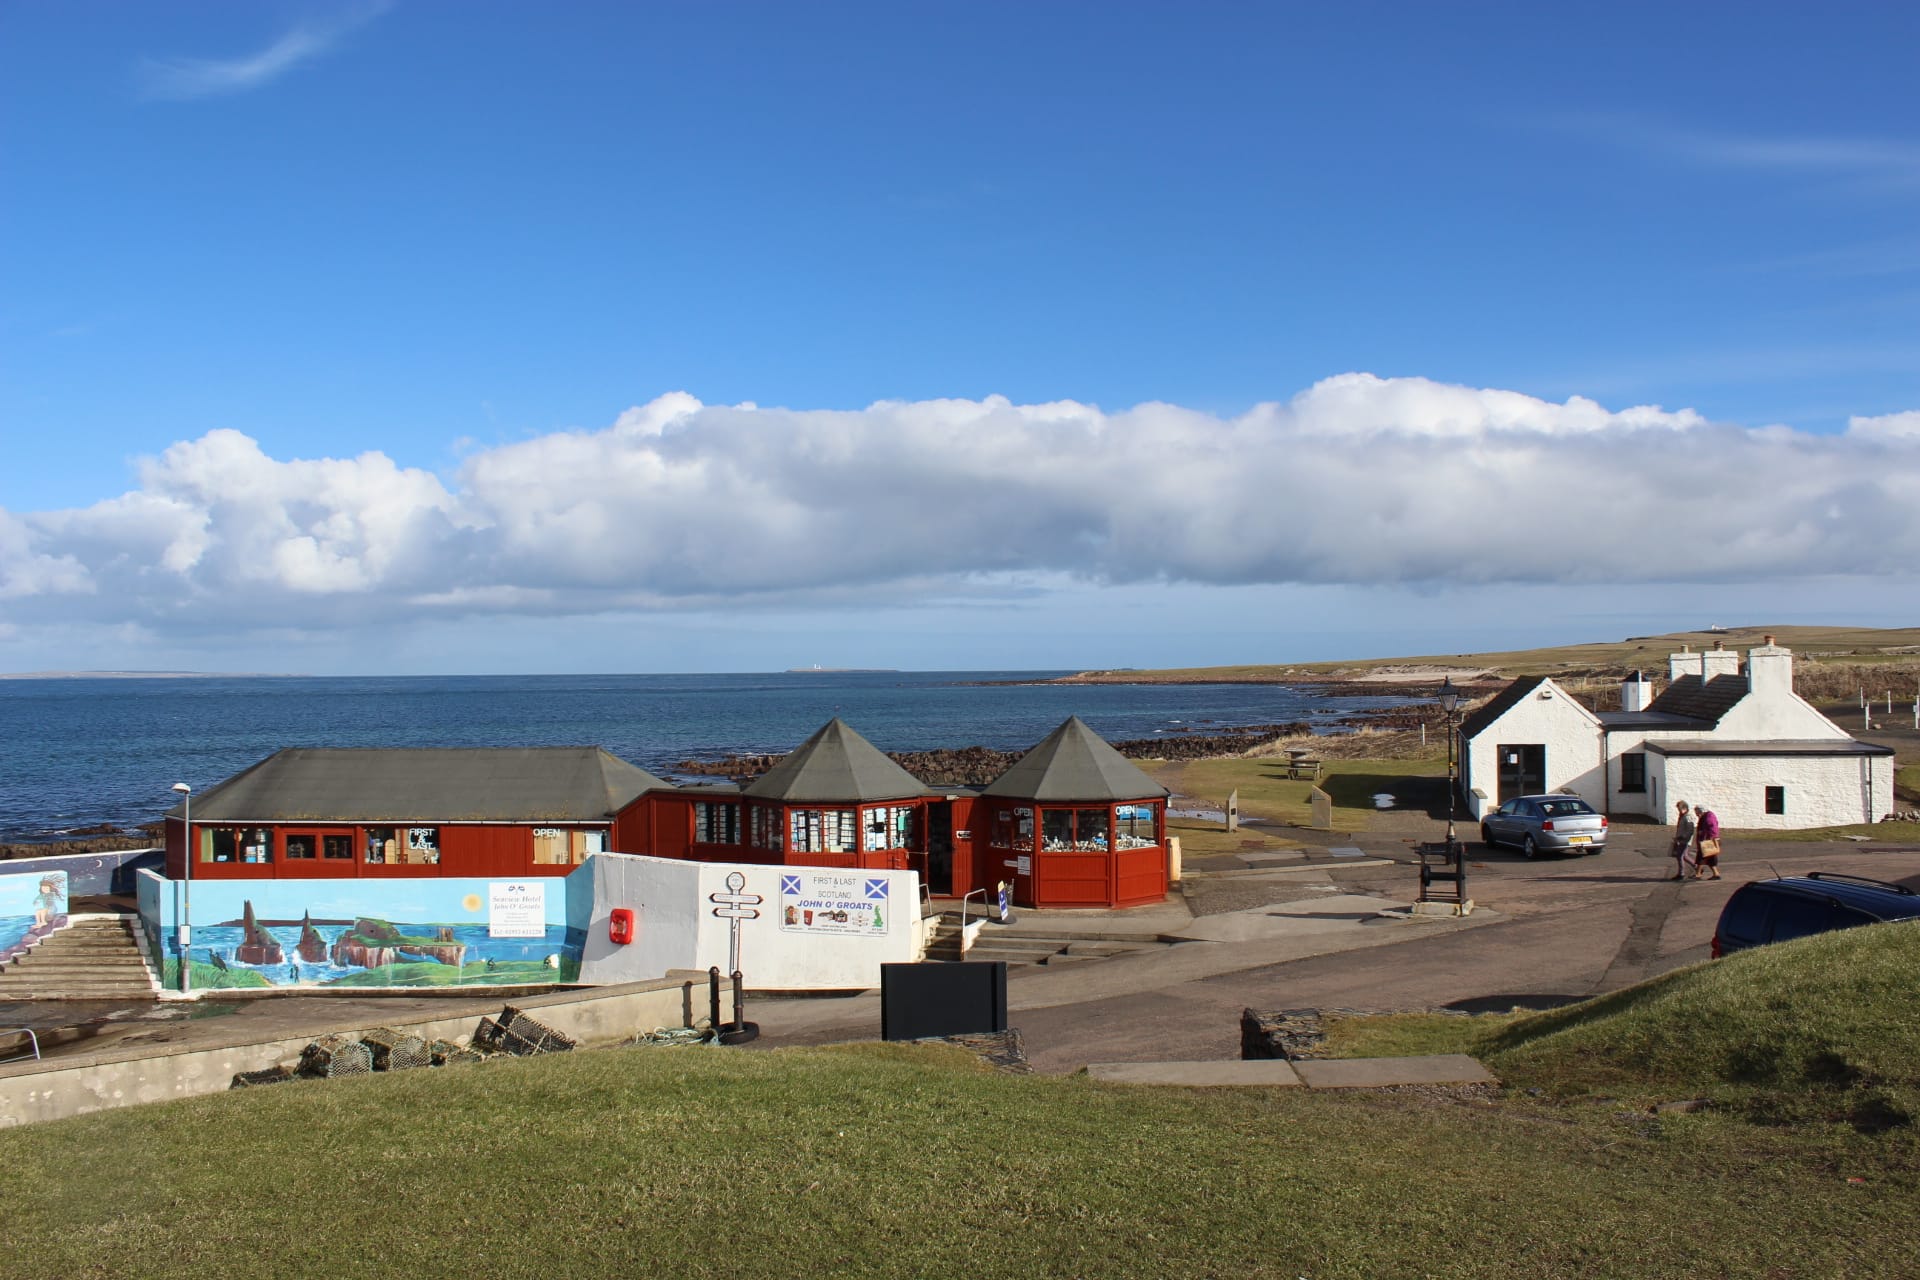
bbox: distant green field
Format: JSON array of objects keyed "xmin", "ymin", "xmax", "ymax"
[
  {"xmin": 5, "ymin": 928, "xmax": 1917, "ymax": 1278},
  {"xmin": 1064, "ymin": 624, "xmax": 1920, "ymax": 683}
]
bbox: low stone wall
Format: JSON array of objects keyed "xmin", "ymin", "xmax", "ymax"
[{"xmin": 0, "ymin": 976, "xmax": 692, "ymax": 1129}]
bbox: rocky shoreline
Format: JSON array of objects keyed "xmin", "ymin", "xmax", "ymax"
[{"xmin": 672, "ymin": 722, "xmax": 1327, "ymax": 785}]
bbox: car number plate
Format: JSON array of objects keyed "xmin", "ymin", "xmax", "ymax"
[{"xmin": 1568, "ymin": 836, "xmax": 1590, "ymax": 844}]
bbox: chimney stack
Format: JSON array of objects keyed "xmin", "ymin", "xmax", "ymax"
[
  {"xmin": 1702, "ymin": 640, "xmax": 1741, "ymax": 680},
  {"xmin": 1620, "ymin": 670, "xmax": 1655, "ymax": 713}
]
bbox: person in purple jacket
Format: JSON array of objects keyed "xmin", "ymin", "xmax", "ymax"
[{"xmin": 1692, "ymin": 806, "xmax": 1723, "ymax": 880}]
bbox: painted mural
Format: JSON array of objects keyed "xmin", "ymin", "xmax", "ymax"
[
  {"xmin": 0, "ymin": 867, "xmax": 70, "ymax": 965},
  {"xmin": 138, "ymin": 869, "xmax": 588, "ymax": 991}
]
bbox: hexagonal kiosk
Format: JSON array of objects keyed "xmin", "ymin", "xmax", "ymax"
[{"xmin": 978, "ymin": 716, "xmax": 1169, "ymax": 909}]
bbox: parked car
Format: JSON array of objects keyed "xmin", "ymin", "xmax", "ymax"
[
  {"xmin": 1480, "ymin": 794, "xmax": 1608, "ymax": 857},
  {"xmin": 1711, "ymin": 872, "xmax": 1920, "ymax": 957}
]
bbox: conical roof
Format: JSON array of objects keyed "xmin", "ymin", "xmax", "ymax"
[
  {"xmin": 981, "ymin": 717, "xmax": 1169, "ymax": 802},
  {"xmin": 741, "ymin": 718, "xmax": 931, "ymax": 803}
]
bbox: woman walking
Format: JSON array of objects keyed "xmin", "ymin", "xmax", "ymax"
[
  {"xmin": 1669, "ymin": 801, "xmax": 1697, "ymax": 881},
  {"xmin": 1693, "ymin": 806, "xmax": 1723, "ymax": 880}
]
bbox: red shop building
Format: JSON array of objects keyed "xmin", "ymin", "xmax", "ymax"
[
  {"xmin": 163, "ymin": 747, "xmax": 669, "ymax": 880},
  {"xmin": 163, "ymin": 718, "xmax": 1172, "ymax": 911},
  {"xmin": 976, "ymin": 716, "xmax": 1169, "ymax": 909}
]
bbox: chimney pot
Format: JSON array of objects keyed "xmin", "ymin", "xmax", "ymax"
[
  {"xmin": 1713, "ymin": 640, "xmax": 1724, "ymax": 650},
  {"xmin": 1763, "ymin": 634, "xmax": 1775, "ymax": 645}
]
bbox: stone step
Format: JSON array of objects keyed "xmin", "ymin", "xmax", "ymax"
[{"xmin": 2, "ymin": 959, "xmax": 151, "ymax": 971}]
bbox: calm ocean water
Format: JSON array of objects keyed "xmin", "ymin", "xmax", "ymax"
[{"xmin": 0, "ymin": 672, "xmax": 1419, "ymax": 841}]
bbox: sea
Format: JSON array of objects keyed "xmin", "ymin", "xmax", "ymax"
[{"xmin": 0, "ymin": 671, "xmax": 1422, "ymax": 843}]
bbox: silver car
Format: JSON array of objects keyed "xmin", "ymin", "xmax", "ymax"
[{"xmin": 1481, "ymin": 794, "xmax": 1608, "ymax": 857}]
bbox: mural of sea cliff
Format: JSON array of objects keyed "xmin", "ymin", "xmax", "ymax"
[
  {"xmin": 0, "ymin": 867, "xmax": 69, "ymax": 965},
  {"xmin": 144, "ymin": 875, "xmax": 585, "ymax": 991}
]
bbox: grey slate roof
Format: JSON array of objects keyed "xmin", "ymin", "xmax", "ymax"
[
  {"xmin": 981, "ymin": 716, "xmax": 1169, "ymax": 801},
  {"xmin": 1456, "ymin": 676, "xmax": 1546, "ymax": 741},
  {"xmin": 741, "ymin": 719, "xmax": 932, "ymax": 803},
  {"xmin": 1642, "ymin": 674, "xmax": 1749, "ymax": 726},
  {"xmin": 1644, "ymin": 739, "xmax": 1893, "ymax": 758},
  {"xmin": 172, "ymin": 747, "xmax": 668, "ymax": 823}
]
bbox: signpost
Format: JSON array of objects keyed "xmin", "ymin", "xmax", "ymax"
[{"xmin": 708, "ymin": 870, "xmax": 762, "ymax": 977}]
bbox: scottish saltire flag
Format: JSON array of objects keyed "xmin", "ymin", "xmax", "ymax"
[
  {"xmin": 781, "ymin": 875, "xmax": 802, "ymax": 895},
  {"xmin": 865, "ymin": 878, "xmax": 888, "ymax": 900}
]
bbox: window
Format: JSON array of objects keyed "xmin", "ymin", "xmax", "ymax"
[
  {"xmin": 1040, "ymin": 807, "xmax": 1112, "ymax": 853},
  {"xmin": 533, "ymin": 828, "xmax": 570, "ymax": 864},
  {"xmin": 322, "ymin": 834, "xmax": 353, "ymax": 860},
  {"xmin": 1620, "ymin": 753, "xmax": 1646, "ymax": 794},
  {"xmin": 206, "ymin": 827, "xmax": 272, "ymax": 863},
  {"xmin": 695, "ymin": 801, "xmax": 741, "ymax": 845},
  {"xmin": 365, "ymin": 827, "xmax": 397, "ymax": 863},
  {"xmin": 863, "ymin": 805, "xmax": 918, "ymax": 851},
  {"xmin": 1115, "ymin": 804, "xmax": 1159, "ymax": 849},
  {"xmin": 1765, "ymin": 786, "xmax": 1786, "ymax": 816},
  {"xmin": 789, "ymin": 808, "xmax": 857, "ymax": 854},
  {"xmin": 990, "ymin": 806, "xmax": 1033, "ymax": 849},
  {"xmin": 285, "ymin": 834, "xmax": 316, "ymax": 860},
  {"xmin": 750, "ymin": 806, "xmax": 781, "ymax": 851},
  {"xmin": 405, "ymin": 827, "xmax": 440, "ymax": 864}
]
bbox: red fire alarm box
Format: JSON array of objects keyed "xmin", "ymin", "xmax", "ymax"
[{"xmin": 608, "ymin": 907, "xmax": 635, "ymax": 946}]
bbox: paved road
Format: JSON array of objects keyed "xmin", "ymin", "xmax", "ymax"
[{"xmin": 751, "ymin": 835, "xmax": 1920, "ymax": 1073}]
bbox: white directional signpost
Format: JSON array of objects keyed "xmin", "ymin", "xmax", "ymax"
[{"xmin": 708, "ymin": 870, "xmax": 762, "ymax": 978}]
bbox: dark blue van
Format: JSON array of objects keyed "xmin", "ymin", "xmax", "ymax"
[{"xmin": 1712, "ymin": 872, "xmax": 1920, "ymax": 957}]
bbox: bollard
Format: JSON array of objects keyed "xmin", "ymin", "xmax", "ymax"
[{"xmin": 708, "ymin": 966, "xmax": 722, "ymax": 1031}]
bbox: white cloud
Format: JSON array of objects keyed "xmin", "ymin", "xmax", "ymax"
[
  {"xmin": 139, "ymin": 3, "xmax": 390, "ymax": 100},
  {"xmin": 1848, "ymin": 409, "xmax": 1920, "ymax": 439},
  {"xmin": 5, "ymin": 375, "xmax": 1918, "ymax": 641}
]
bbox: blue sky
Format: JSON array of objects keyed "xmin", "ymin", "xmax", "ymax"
[{"xmin": 2, "ymin": 3, "xmax": 1916, "ymax": 674}]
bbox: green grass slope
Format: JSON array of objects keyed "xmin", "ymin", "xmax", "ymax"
[
  {"xmin": 1482, "ymin": 922, "xmax": 1920, "ymax": 1127},
  {"xmin": 3, "ymin": 1034, "xmax": 1918, "ymax": 1278}
]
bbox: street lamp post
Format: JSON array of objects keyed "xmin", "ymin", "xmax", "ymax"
[
  {"xmin": 1437, "ymin": 677, "xmax": 1461, "ymax": 852},
  {"xmin": 171, "ymin": 782, "xmax": 192, "ymax": 993}
]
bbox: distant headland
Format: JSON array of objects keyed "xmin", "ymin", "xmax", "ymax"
[{"xmin": 0, "ymin": 670, "xmax": 301, "ymax": 681}]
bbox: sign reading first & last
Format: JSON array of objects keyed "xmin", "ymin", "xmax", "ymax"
[{"xmin": 779, "ymin": 871, "xmax": 890, "ymax": 936}]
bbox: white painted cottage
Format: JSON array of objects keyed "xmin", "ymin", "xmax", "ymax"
[{"xmin": 1458, "ymin": 637, "xmax": 1894, "ymax": 830}]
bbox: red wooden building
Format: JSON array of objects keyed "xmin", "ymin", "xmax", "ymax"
[
  {"xmin": 977, "ymin": 716, "xmax": 1170, "ymax": 909},
  {"xmin": 163, "ymin": 747, "xmax": 668, "ymax": 880},
  {"xmin": 165, "ymin": 718, "xmax": 1171, "ymax": 909}
]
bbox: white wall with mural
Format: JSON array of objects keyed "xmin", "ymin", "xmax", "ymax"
[
  {"xmin": 578, "ymin": 853, "xmax": 925, "ymax": 991},
  {"xmin": 135, "ymin": 867, "xmax": 592, "ymax": 990},
  {"xmin": 1, "ymin": 864, "xmax": 69, "ymax": 967}
]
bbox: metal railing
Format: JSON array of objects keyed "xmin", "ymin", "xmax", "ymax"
[
  {"xmin": 1, "ymin": 1026, "xmax": 42, "ymax": 1065},
  {"xmin": 959, "ymin": 888, "xmax": 986, "ymax": 933}
]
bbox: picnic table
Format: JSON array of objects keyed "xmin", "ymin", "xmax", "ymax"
[{"xmin": 1286, "ymin": 757, "xmax": 1322, "ymax": 780}]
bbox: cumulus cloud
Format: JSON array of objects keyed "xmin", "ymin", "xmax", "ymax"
[
  {"xmin": 1849, "ymin": 409, "xmax": 1920, "ymax": 439},
  {"xmin": 139, "ymin": 3, "xmax": 389, "ymax": 100},
  {"xmin": 4, "ymin": 375, "xmax": 1917, "ymax": 637}
]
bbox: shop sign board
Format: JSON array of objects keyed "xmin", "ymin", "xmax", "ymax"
[
  {"xmin": 780, "ymin": 871, "xmax": 889, "ymax": 936},
  {"xmin": 488, "ymin": 881, "xmax": 546, "ymax": 938}
]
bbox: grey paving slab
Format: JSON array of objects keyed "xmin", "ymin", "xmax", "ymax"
[
  {"xmin": 1327, "ymin": 846, "xmax": 1367, "ymax": 858},
  {"xmin": 1087, "ymin": 1059, "xmax": 1303, "ymax": 1087},
  {"xmin": 1290, "ymin": 1054, "xmax": 1496, "ymax": 1088}
]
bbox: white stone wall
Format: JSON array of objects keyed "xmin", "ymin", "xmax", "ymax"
[
  {"xmin": 1462, "ymin": 680, "xmax": 1604, "ymax": 819},
  {"xmin": 1661, "ymin": 753, "xmax": 1894, "ymax": 830},
  {"xmin": 577, "ymin": 853, "xmax": 924, "ymax": 990}
]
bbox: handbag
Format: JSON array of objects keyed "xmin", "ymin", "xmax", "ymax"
[{"xmin": 1699, "ymin": 837, "xmax": 1722, "ymax": 858}]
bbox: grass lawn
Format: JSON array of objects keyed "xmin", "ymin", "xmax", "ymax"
[
  {"xmin": 1145, "ymin": 755, "xmax": 1445, "ymax": 835},
  {"xmin": 6, "ymin": 918, "xmax": 1920, "ymax": 1277},
  {"xmin": 3, "ymin": 1039, "xmax": 1916, "ymax": 1279}
]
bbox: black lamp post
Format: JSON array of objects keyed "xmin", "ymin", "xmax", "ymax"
[{"xmin": 1437, "ymin": 677, "xmax": 1461, "ymax": 850}]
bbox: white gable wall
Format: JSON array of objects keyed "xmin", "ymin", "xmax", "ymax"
[
  {"xmin": 1461, "ymin": 680, "xmax": 1603, "ymax": 820},
  {"xmin": 1660, "ymin": 752, "xmax": 1892, "ymax": 830}
]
